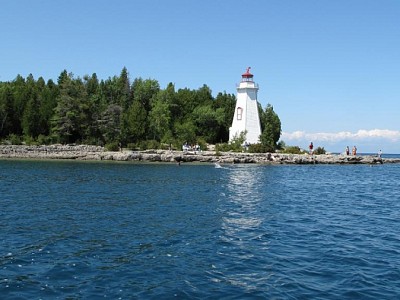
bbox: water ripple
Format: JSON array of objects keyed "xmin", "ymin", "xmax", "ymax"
[{"xmin": 1, "ymin": 161, "xmax": 400, "ymax": 298}]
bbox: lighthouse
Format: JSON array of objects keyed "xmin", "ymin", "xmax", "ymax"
[{"xmin": 229, "ymin": 67, "xmax": 262, "ymax": 144}]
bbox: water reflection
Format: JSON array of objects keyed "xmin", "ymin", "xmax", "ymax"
[
  {"xmin": 222, "ymin": 165, "xmax": 264, "ymax": 234},
  {"xmin": 212, "ymin": 165, "xmax": 271, "ymax": 292}
]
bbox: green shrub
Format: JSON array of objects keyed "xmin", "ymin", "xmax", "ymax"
[
  {"xmin": 216, "ymin": 131, "xmax": 247, "ymax": 152},
  {"xmin": 37, "ymin": 135, "xmax": 51, "ymax": 145},
  {"xmin": 139, "ymin": 140, "xmax": 161, "ymax": 150},
  {"xmin": 105, "ymin": 142, "xmax": 120, "ymax": 151},
  {"xmin": 314, "ymin": 146, "xmax": 326, "ymax": 155},
  {"xmin": 81, "ymin": 137, "xmax": 101, "ymax": 146},
  {"xmin": 248, "ymin": 143, "xmax": 267, "ymax": 153},
  {"xmin": 126, "ymin": 143, "xmax": 137, "ymax": 150},
  {"xmin": 160, "ymin": 143, "xmax": 171, "ymax": 150},
  {"xmin": 7, "ymin": 134, "xmax": 22, "ymax": 145},
  {"xmin": 48, "ymin": 133, "xmax": 61, "ymax": 145},
  {"xmin": 215, "ymin": 143, "xmax": 232, "ymax": 152},
  {"xmin": 23, "ymin": 136, "xmax": 38, "ymax": 146},
  {"xmin": 282, "ymin": 146, "xmax": 304, "ymax": 154},
  {"xmin": 196, "ymin": 137, "xmax": 207, "ymax": 151}
]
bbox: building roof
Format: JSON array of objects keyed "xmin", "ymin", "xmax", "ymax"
[{"xmin": 242, "ymin": 67, "xmax": 254, "ymax": 78}]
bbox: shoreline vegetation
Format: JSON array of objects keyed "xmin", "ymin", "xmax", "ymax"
[
  {"xmin": 0, "ymin": 145, "xmax": 398, "ymax": 165},
  {"xmin": 0, "ymin": 69, "xmax": 282, "ymax": 156}
]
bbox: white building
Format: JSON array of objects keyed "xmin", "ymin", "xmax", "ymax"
[{"xmin": 229, "ymin": 67, "xmax": 262, "ymax": 144}]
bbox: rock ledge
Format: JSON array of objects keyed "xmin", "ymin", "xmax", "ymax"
[{"xmin": 1, "ymin": 145, "xmax": 398, "ymax": 165}]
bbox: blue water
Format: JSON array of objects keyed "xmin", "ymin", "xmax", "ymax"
[{"xmin": 1, "ymin": 160, "xmax": 400, "ymax": 299}]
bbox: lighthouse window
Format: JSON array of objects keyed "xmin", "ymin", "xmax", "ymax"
[{"xmin": 237, "ymin": 107, "xmax": 243, "ymax": 120}]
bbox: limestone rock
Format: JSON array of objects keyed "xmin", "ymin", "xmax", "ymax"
[{"xmin": 0, "ymin": 145, "xmax": 398, "ymax": 165}]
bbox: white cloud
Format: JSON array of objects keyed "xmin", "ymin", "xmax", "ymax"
[{"xmin": 282, "ymin": 129, "xmax": 400, "ymax": 143}]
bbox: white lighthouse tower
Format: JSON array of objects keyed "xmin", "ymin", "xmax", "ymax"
[{"xmin": 229, "ymin": 67, "xmax": 262, "ymax": 144}]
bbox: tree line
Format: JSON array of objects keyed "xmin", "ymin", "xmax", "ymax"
[{"xmin": 0, "ymin": 67, "xmax": 281, "ymax": 151}]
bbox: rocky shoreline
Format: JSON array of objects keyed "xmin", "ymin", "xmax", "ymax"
[{"xmin": 0, "ymin": 145, "xmax": 398, "ymax": 165}]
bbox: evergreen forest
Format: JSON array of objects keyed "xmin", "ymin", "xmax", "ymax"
[{"xmin": 0, "ymin": 67, "xmax": 281, "ymax": 152}]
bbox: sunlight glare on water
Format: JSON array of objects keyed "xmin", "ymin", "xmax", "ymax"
[{"xmin": 1, "ymin": 160, "xmax": 399, "ymax": 299}]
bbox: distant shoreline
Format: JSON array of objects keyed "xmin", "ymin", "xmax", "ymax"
[{"xmin": 1, "ymin": 145, "xmax": 399, "ymax": 165}]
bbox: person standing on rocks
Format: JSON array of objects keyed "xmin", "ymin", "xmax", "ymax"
[
  {"xmin": 346, "ymin": 146, "xmax": 350, "ymax": 155},
  {"xmin": 309, "ymin": 142, "xmax": 314, "ymax": 155},
  {"xmin": 352, "ymin": 146, "xmax": 357, "ymax": 155}
]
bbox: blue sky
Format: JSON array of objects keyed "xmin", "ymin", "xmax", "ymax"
[{"xmin": 1, "ymin": 0, "xmax": 399, "ymax": 153}]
